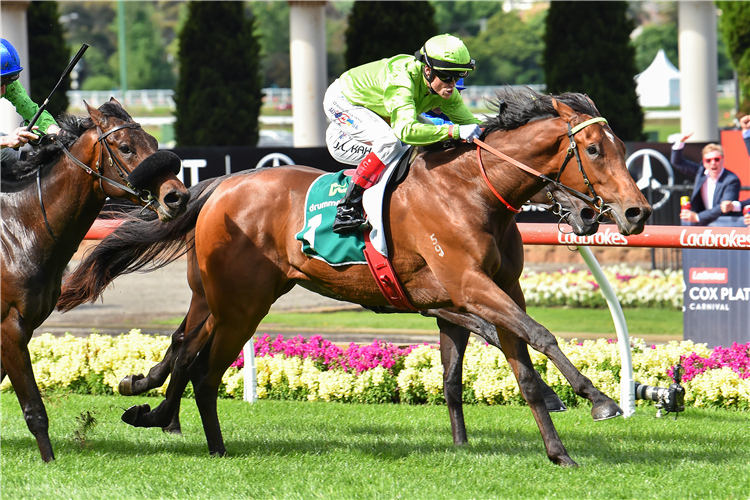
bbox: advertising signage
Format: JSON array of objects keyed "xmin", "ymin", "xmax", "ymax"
[{"xmin": 682, "ymin": 249, "xmax": 750, "ymax": 348}]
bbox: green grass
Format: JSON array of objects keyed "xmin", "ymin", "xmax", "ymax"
[
  {"xmin": 2, "ymin": 394, "xmax": 747, "ymax": 499},
  {"xmin": 253, "ymin": 307, "xmax": 682, "ymax": 336}
]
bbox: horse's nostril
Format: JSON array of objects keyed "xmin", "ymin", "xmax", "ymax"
[
  {"xmin": 625, "ymin": 207, "xmax": 643, "ymax": 222},
  {"xmin": 164, "ymin": 191, "xmax": 189, "ymax": 211},
  {"xmin": 581, "ymin": 208, "xmax": 597, "ymax": 223}
]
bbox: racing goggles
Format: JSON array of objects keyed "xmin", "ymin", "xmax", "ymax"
[
  {"xmin": 1, "ymin": 72, "xmax": 20, "ymax": 86},
  {"xmin": 434, "ymin": 70, "xmax": 467, "ymax": 84}
]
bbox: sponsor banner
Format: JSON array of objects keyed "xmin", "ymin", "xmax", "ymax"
[
  {"xmin": 518, "ymin": 224, "xmax": 750, "ymax": 250},
  {"xmin": 683, "ymin": 249, "xmax": 750, "ymax": 348}
]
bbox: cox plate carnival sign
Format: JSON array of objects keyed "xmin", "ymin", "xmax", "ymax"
[{"xmin": 517, "ymin": 224, "xmax": 750, "ymax": 348}]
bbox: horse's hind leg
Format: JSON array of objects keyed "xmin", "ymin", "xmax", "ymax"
[
  {"xmin": 497, "ymin": 330, "xmax": 577, "ymax": 467},
  {"xmin": 438, "ymin": 318, "xmax": 471, "ymax": 445},
  {"xmin": 121, "ymin": 316, "xmax": 211, "ymax": 430},
  {"xmin": 1, "ymin": 314, "xmax": 54, "ymax": 462}
]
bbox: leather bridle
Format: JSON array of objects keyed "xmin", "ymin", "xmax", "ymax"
[
  {"xmin": 37, "ymin": 121, "xmax": 159, "ymax": 244},
  {"xmin": 473, "ymin": 116, "xmax": 613, "ymax": 222}
]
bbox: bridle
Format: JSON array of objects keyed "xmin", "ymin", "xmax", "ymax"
[
  {"xmin": 37, "ymin": 121, "xmax": 158, "ymax": 245},
  {"xmin": 473, "ymin": 116, "xmax": 613, "ymax": 222}
]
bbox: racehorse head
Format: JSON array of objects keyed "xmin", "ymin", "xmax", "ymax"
[
  {"xmin": 83, "ymin": 98, "xmax": 189, "ymax": 221},
  {"xmin": 482, "ymin": 88, "xmax": 651, "ymax": 236},
  {"xmin": 549, "ymin": 97, "xmax": 651, "ymax": 235}
]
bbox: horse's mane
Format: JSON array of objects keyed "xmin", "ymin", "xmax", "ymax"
[
  {"xmin": 481, "ymin": 86, "xmax": 601, "ymax": 134},
  {"xmin": 1, "ymin": 102, "xmax": 134, "ymax": 183}
]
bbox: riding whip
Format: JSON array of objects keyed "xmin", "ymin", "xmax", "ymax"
[{"xmin": 26, "ymin": 43, "xmax": 89, "ymax": 132}]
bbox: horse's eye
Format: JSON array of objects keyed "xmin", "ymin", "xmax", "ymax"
[
  {"xmin": 586, "ymin": 145, "xmax": 598, "ymax": 156},
  {"xmin": 119, "ymin": 145, "xmax": 132, "ymax": 154}
]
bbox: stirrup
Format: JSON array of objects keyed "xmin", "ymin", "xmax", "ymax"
[{"xmin": 332, "ymin": 206, "xmax": 369, "ymax": 234}]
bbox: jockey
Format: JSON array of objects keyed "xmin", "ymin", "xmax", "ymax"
[
  {"xmin": 323, "ymin": 34, "xmax": 482, "ymax": 233},
  {"xmin": 1, "ymin": 38, "xmax": 60, "ymax": 167}
]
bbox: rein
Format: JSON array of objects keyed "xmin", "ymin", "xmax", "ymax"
[
  {"xmin": 473, "ymin": 116, "xmax": 609, "ymax": 216},
  {"xmin": 36, "ymin": 121, "xmax": 157, "ymax": 244}
]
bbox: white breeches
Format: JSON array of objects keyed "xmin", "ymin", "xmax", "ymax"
[{"xmin": 323, "ymin": 79, "xmax": 410, "ymax": 166}]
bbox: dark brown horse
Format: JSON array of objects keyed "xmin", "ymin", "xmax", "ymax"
[
  {"xmin": 59, "ymin": 88, "xmax": 650, "ymax": 465},
  {"xmin": 94, "ymin": 182, "xmax": 598, "ymax": 438},
  {"xmin": 1, "ymin": 99, "xmax": 190, "ymax": 462}
]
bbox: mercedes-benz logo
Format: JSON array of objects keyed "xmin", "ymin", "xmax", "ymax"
[
  {"xmin": 626, "ymin": 149, "xmax": 675, "ymax": 211},
  {"xmin": 255, "ymin": 152, "xmax": 295, "ymax": 169}
]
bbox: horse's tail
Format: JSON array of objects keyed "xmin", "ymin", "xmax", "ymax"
[{"xmin": 57, "ymin": 176, "xmax": 224, "ymax": 312}]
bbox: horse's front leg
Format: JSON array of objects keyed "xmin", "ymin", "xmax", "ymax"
[
  {"xmin": 440, "ymin": 268, "xmax": 622, "ymax": 422},
  {"xmin": 1, "ymin": 313, "xmax": 54, "ymax": 462},
  {"xmin": 495, "ymin": 329, "xmax": 577, "ymax": 466},
  {"xmin": 424, "ymin": 308, "xmax": 566, "ymax": 413},
  {"xmin": 437, "ymin": 318, "xmax": 471, "ymax": 445}
]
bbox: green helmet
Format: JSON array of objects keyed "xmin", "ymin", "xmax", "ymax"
[{"xmin": 417, "ymin": 34, "xmax": 475, "ymax": 75}]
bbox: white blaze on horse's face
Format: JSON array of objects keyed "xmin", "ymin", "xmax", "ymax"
[{"xmin": 605, "ymin": 130, "xmax": 615, "ymax": 145}]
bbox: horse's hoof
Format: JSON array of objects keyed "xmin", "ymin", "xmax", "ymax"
[
  {"xmin": 118, "ymin": 374, "xmax": 144, "ymax": 396},
  {"xmin": 591, "ymin": 401, "xmax": 623, "ymax": 421},
  {"xmin": 162, "ymin": 424, "xmax": 182, "ymax": 435},
  {"xmin": 544, "ymin": 394, "xmax": 568, "ymax": 413},
  {"xmin": 122, "ymin": 404, "xmax": 151, "ymax": 426},
  {"xmin": 552, "ymin": 456, "xmax": 579, "ymax": 467}
]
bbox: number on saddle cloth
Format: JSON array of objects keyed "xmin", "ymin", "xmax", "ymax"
[{"xmin": 295, "ymin": 170, "xmax": 367, "ymax": 266}]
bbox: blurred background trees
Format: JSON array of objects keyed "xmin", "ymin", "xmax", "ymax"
[
  {"xmin": 26, "ymin": 1, "xmax": 70, "ymax": 119},
  {"xmin": 543, "ymin": 1, "xmax": 644, "ymax": 141},
  {"xmin": 173, "ymin": 1, "xmax": 262, "ymax": 146},
  {"xmin": 344, "ymin": 1, "xmax": 438, "ymax": 69}
]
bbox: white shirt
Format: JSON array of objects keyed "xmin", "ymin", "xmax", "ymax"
[{"xmin": 699, "ymin": 169, "xmax": 723, "ymax": 210}]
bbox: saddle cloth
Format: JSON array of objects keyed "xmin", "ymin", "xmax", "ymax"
[{"xmin": 295, "ymin": 163, "xmax": 417, "ymax": 310}]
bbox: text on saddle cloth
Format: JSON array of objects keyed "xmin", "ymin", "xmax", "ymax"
[{"xmin": 295, "ymin": 166, "xmax": 417, "ymax": 310}]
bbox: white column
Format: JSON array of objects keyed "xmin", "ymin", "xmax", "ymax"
[
  {"xmin": 678, "ymin": 1, "xmax": 718, "ymax": 143},
  {"xmin": 289, "ymin": 1, "xmax": 327, "ymax": 147},
  {"xmin": 1, "ymin": 1, "xmax": 30, "ymax": 133}
]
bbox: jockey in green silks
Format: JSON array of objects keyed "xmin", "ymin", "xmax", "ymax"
[
  {"xmin": 1, "ymin": 38, "xmax": 60, "ymax": 168},
  {"xmin": 323, "ymin": 34, "xmax": 482, "ymax": 234}
]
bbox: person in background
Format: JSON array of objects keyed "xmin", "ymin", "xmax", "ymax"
[
  {"xmin": 720, "ymin": 114, "xmax": 750, "ymax": 225},
  {"xmin": 671, "ymin": 132, "xmax": 740, "ymax": 226},
  {"xmin": 1, "ymin": 38, "xmax": 59, "ymax": 168},
  {"xmin": 323, "ymin": 34, "xmax": 482, "ymax": 234}
]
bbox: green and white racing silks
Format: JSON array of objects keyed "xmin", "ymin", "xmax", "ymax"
[{"xmin": 338, "ymin": 55, "xmax": 481, "ymax": 146}]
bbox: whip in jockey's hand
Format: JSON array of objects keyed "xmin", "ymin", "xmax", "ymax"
[{"xmin": 323, "ymin": 34, "xmax": 481, "ymax": 234}]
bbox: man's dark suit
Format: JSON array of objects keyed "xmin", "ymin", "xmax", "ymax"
[{"xmin": 671, "ymin": 147, "xmax": 741, "ymax": 225}]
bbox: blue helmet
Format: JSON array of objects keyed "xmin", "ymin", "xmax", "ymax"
[
  {"xmin": 1, "ymin": 38, "xmax": 23, "ymax": 85},
  {"xmin": 455, "ymin": 78, "xmax": 466, "ymax": 91}
]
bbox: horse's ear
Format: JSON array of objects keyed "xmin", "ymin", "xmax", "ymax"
[
  {"xmin": 85, "ymin": 100, "xmax": 106, "ymax": 127},
  {"xmin": 551, "ymin": 98, "xmax": 576, "ymax": 123},
  {"xmin": 109, "ymin": 96, "xmax": 122, "ymax": 107}
]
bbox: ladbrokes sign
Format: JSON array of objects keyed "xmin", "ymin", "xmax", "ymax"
[{"xmin": 683, "ymin": 250, "xmax": 750, "ymax": 348}]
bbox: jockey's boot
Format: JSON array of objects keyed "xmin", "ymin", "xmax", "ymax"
[
  {"xmin": 332, "ymin": 182, "xmax": 367, "ymax": 233},
  {"xmin": 332, "ymin": 152, "xmax": 387, "ymax": 234}
]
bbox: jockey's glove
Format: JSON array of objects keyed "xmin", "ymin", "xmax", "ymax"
[{"xmin": 459, "ymin": 124, "xmax": 482, "ymax": 143}]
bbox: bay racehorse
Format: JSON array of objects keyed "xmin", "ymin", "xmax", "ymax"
[
  {"xmin": 78, "ymin": 182, "xmax": 599, "ymax": 439},
  {"xmin": 1, "ymin": 99, "xmax": 190, "ymax": 462},
  {"xmin": 58, "ymin": 88, "xmax": 650, "ymax": 465}
]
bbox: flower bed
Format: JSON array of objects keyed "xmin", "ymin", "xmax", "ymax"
[
  {"xmin": 3, "ymin": 330, "xmax": 748, "ymax": 411},
  {"xmin": 520, "ymin": 264, "xmax": 684, "ymax": 309}
]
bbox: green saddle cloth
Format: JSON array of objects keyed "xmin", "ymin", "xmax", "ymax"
[{"xmin": 295, "ymin": 170, "xmax": 367, "ymax": 266}]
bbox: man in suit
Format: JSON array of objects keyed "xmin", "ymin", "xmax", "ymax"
[
  {"xmin": 671, "ymin": 132, "xmax": 740, "ymax": 225},
  {"xmin": 720, "ymin": 114, "xmax": 750, "ymax": 225}
]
